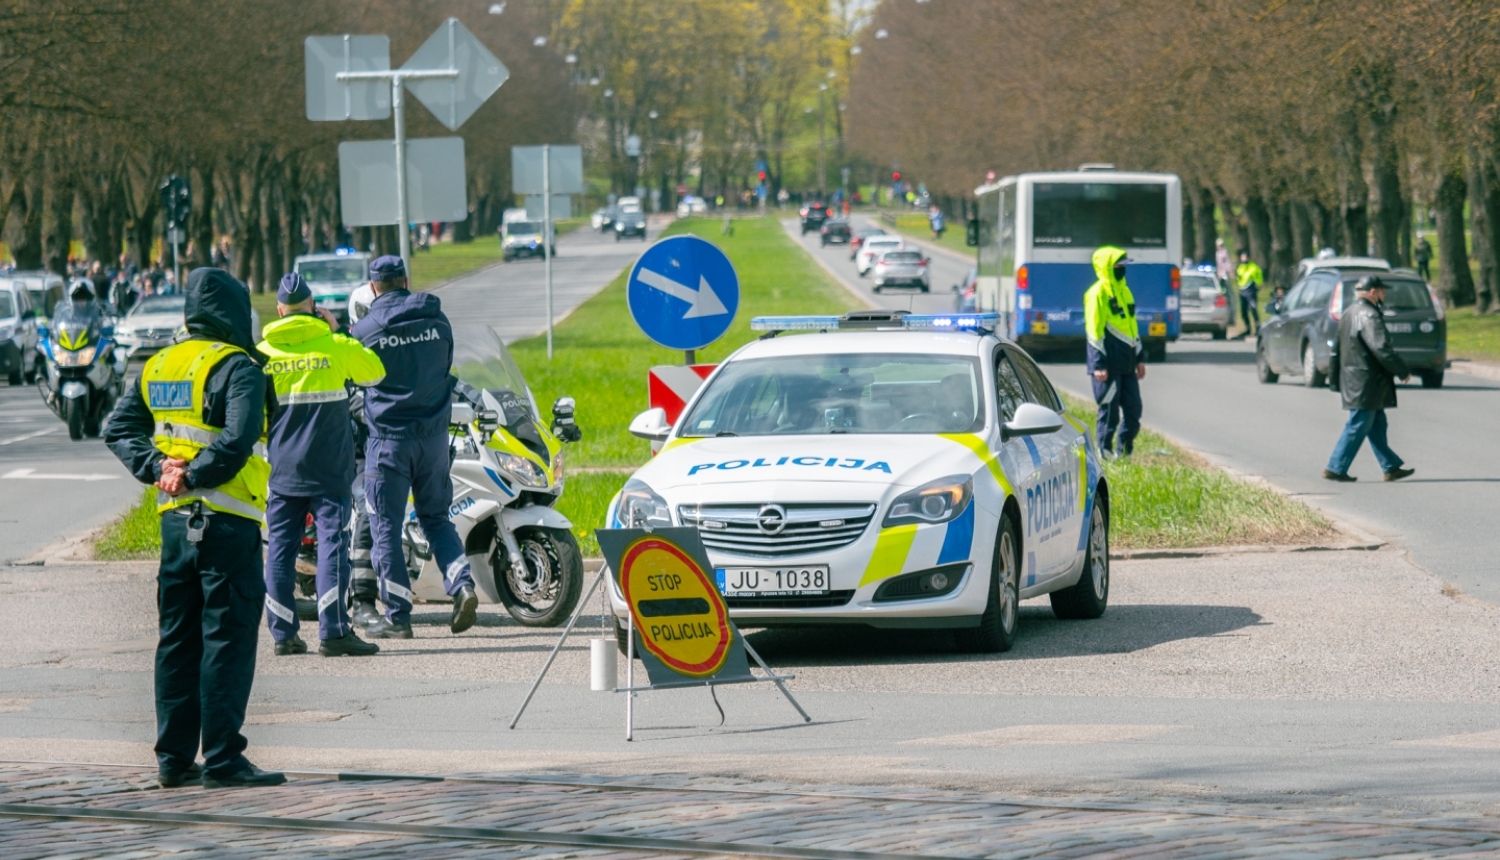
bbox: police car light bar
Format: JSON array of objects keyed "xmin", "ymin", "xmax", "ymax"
[{"xmin": 749, "ymin": 313, "xmax": 1000, "ymax": 333}]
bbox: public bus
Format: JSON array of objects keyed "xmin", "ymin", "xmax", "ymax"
[{"xmin": 972, "ymin": 168, "xmax": 1182, "ymax": 360}]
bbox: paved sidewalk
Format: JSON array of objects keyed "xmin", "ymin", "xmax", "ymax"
[{"xmin": 3, "ymin": 762, "xmax": 1500, "ymax": 858}]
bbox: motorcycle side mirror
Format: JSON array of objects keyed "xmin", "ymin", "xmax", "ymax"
[
  {"xmin": 450, "ymin": 402, "xmax": 476, "ymax": 426},
  {"xmin": 628, "ymin": 407, "xmax": 671, "ymax": 442}
]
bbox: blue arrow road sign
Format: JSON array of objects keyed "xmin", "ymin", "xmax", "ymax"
[{"xmin": 627, "ymin": 235, "xmax": 739, "ymax": 350}]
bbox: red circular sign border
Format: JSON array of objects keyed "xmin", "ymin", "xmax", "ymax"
[{"xmin": 620, "ymin": 536, "xmax": 732, "ymax": 677}]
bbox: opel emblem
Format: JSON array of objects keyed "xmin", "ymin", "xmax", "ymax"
[{"xmin": 756, "ymin": 504, "xmax": 787, "ymax": 536}]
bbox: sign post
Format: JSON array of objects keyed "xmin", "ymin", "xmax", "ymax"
[
  {"xmin": 627, "ymin": 234, "xmax": 739, "ymax": 365},
  {"xmin": 512, "ymin": 144, "xmax": 584, "ymax": 360}
]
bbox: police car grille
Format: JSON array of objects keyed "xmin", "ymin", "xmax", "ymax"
[{"xmin": 679, "ymin": 503, "xmax": 875, "ymax": 558}]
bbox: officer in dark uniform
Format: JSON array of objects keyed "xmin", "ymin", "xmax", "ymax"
[
  {"xmin": 350, "ymin": 256, "xmax": 479, "ymax": 638},
  {"xmin": 104, "ymin": 268, "xmax": 287, "ymax": 789},
  {"xmin": 258, "ymin": 274, "xmax": 386, "ymax": 657}
]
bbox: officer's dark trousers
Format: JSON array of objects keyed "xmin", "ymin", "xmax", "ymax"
[
  {"xmin": 1092, "ymin": 370, "xmax": 1142, "ymax": 455},
  {"xmin": 155, "ymin": 509, "xmax": 263, "ymax": 778},
  {"xmin": 366, "ymin": 434, "xmax": 475, "ymax": 624},
  {"xmin": 263, "ymin": 492, "xmax": 352, "ymax": 642}
]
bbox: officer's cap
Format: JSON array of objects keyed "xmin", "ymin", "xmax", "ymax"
[
  {"xmin": 277, "ymin": 273, "xmax": 312, "ymax": 305},
  {"xmin": 369, "ymin": 255, "xmax": 406, "ymax": 281},
  {"xmin": 1354, "ymin": 275, "xmax": 1384, "ymax": 293}
]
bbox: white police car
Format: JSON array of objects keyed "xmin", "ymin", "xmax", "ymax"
[{"xmin": 609, "ymin": 310, "xmax": 1109, "ymax": 653}]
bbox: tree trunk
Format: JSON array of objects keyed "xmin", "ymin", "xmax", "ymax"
[
  {"xmin": 1193, "ymin": 183, "xmax": 1217, "ymax": 264},
  {"xmin": 1290, "ymin": 200, "xmax": 1315, "ymax": 263},
  {"xmin": 7, "ymin": 170, "xmax": 45, "ymax": 271},
  {"xmin": 1243, "ymin": 194, "xmax": 1273, "ymax": 276},
  {"xmin": 44, "ymin": 172, "xmax": 74, "ymax": 277},
  {"xmin": 1269, "ymin": 197, "xmax": 1296, "ymax": 290},
  {"xmin": 1370, "ymin": 120, "xmax": 1405, "ymax": 265},
  {"xmin": 1181, "ymin": 198, "xmax": 1196, "ymax": 265},
  {"xmin": 282, "ymin": 162, "xmax": 303, "ymax": 270},
  {"xmin": 1337, "ymin": 109, "xmax": 1369, "ymax": 256},
  {"xmin": 1466, "ymin": 149, "xmax": 1500, "ymax": 313},
  {"xmin": 193, "ymin": 163, "xmax": 216, "ymax": 269},
  {"xmin": 1434, "ymin": 159, "xmax": 1475, "ymax": 306}
]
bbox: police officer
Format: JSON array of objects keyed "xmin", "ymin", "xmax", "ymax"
[
  {"xmin": 351, "ymin": 256, "xmax": 479, "ymax": 638},
  {"xmin": 259, "ymin": 274, "xmax": 386, "ymax": 657},
  {"xmin": 1235, "ymin": 250, "xmax": 1264, "ymax": 338},
  {"xmin": 1084, "ymin": 246, "xmax": 1146, "ymax": 458},
  {"xmin": 104, "ymin": 268, "xmax": 286, "ymax": 789}
]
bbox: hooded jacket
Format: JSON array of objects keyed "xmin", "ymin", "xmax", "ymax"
[
  {"xmin": 258, "ymin": 313, "xmax": 385, "ymax": 496},
  {"xmin": 1083, "ymin": 246, "xmax": 1142, "ymax": 374},
  {"xmin": 105, "ymin": 268, "xmax": 273, "ymax": 492},
  {"xmin": 350, "ymin": 288, "xmax": 455, "ymax": 440}
]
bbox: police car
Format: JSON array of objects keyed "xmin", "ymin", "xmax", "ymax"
[{"xmin": 608, "ymin": 310, "xmax": 1109, "ymax": 653}]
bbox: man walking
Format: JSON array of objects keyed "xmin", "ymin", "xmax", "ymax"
[
  {"xmin": 258, "ymin": 274, "xmax": 386, "ymax": 657},
  {"xmin": 1414, "ymin": 235, "xmax": 1433, "ymax": 281},
  {"xmin": 1235, "ymin": 250, "xmax": 1264, "ymax": 337},
  {"xmin": 104, "ymin": 268, "xmax": 286, "ymax": 789},
  {"xmin": 1083, "ymin": 246, "xmax": 1146, "ymax": 458},
  {"xmin": 1324, "ymin": 276, "xmax": 1415, "ymax": 483},
  {"xmin": 350, "ymin": 256, "xmax": 479, "ymax": 639}
]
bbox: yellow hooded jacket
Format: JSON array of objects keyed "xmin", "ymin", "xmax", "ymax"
[{"xmin": 1082, "ymin": 246, "xmax": 1141, "ymax": 372}]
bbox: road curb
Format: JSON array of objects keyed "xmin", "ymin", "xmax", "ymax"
[
  {"xmin": 1448, "ymin": 358, "xmax": 1500, "ymax": 381},
  {"xmin": 779, "ymin": 219, "xmax": 877, "ymax": 310}
]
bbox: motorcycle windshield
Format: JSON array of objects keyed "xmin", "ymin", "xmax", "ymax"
[
  {"xmin": 451, "ymin": 324, "xmax": 539, "ymax": 421},
  {"xmin": 52, "ymin": 301, "xmax": 102, "ymax": 346}
]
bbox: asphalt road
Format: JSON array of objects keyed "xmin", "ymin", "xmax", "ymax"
[
  {"xmin": 790, "ymin": 218, "xmax": 1500, "ymax": 606},
  {"xmin": 784, "ymin": 216, "xmax": 972, "ymax": 315},
  {"xmin": 436, "ymin": 219, "xmax": 665, "ymax": 343},
  {"xmin": 0, "ymin": 383, "xmax": 137, "ymax": 562}
]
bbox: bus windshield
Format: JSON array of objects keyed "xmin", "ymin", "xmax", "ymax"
[{"xmin": 1032, "ymin": 182, "xmax": 1167, "ymax": 249}]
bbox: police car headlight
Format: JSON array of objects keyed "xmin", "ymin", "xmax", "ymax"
[
  {"xmin": 497, "ymin": 452, "xmax": 548, "ymax": 488},
  {"xmin": 883, "ymin": 475, "xmax": 973, "ymax": 527},
  {"xmin": 618, "ymin": 479, "xmax": 672, "ymax": 529}
]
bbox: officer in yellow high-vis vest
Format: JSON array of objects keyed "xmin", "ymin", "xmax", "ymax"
[
  {"xmin": 1083, "ymin": 245, "xmax": 1147, "ymax": 457},
  {"xmin": 104, "ymin": 268, "xmax": 287, "ymax": 790},
  {"xmin": 257, "ymin": 274, "xmax": 385, "ymax": 659}
]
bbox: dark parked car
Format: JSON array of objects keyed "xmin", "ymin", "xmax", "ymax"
[
  {"xmin": 1256, "ymin": 267, "xmax": 1447, "ymax": 388},
  {"xmin": 819, "ymin": 219, "xmax": 851, "ymax": 246},
  {"xmin": 799, "ymin": 202, "xmax": 829, "ymax": 234}
]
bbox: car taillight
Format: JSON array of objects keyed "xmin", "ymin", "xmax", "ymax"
[
  {"xmin": 1017, "ymin": 266, "xmax": 1028, "ymax": 291},
  {"xmin": 1427, "ymin": 284, "xmax": 1446, "ymax": 320},
  {"xmin": 917, "ymin": 259, "xmax": 927, "ymax": 267},
  {"xmin": 1170, "ymin": 267, "xmax": 1180, "ymax": 292},
  {"xmin": 1329, "ymin": 286, "xmax": 1344, "ymax": 321},
  {"xmin": 1214, "ymin": 294, "xmax": 1227, "ymax": 307}
]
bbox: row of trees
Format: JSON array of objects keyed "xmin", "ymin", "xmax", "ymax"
[
  {"xmin": 848, "ymin": 0, "xmax": 1500, "ymax": 309},
  {"xmin": 0, "ymin": 0, "xmax": 572, "ymax": 291},
  {"xmin": 548, "ymin": 0, "xmax": 867, "ymax": 203}
]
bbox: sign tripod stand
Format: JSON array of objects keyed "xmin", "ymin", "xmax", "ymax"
[{"xmin": 510, "ymin": 528, "xmax": 810, "ymax": 740}]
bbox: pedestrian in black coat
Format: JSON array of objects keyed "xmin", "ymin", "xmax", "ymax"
[{"xmin": 1324, "ymin": 276, "xmax": 1415, "ymax": 482}]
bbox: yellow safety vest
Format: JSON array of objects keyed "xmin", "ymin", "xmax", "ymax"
[{"xmin": 141, "ymin": 339, "xmax": 269, "ymax": 522}]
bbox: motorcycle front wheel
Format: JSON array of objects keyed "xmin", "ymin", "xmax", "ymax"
[
  {"xmin": 64, "ymin": 397, "xmax": 84, "ymax": 440},
  {"xmin": 496, "ymin": 526, "xmax": 582, "ymax": 627}
]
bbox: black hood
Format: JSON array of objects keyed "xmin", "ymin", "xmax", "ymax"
[{"xmin": 184, "ymin": 267, "xmax": 256, "ymax": 356}]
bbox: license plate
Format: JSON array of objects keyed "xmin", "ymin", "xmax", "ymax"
[
  {"xmin": 718, "ymin": 566, "xmax": 831, "ymax": 596},
  {"xmin": 1031, "ymin": 321, "xmax": 1050, "ymax": 335},
  {"xmin": 1045, "ymin": 311, "xmax": 1071, "ymax": 322},
  {"xmin": 1386, "ymin": 322, "xmax": 1412, "ymax": 333},
  {"xmin": 1148, "ymin": 322, "xmax": 1167, "ymax": 336}
]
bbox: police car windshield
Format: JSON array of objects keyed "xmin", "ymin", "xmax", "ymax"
[
  {"xmin": 450, "ymin": 324, "xmax": 537, "ymax": 419},
  {"xmin": 681, "ymin": 353, "xmax": 985, "ymax": 437},
  {"xmin": 297, "ymin": 260, "xmax": 366, "ymax": 283}
]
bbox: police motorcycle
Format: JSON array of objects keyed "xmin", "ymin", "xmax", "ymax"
[
  {"xmin": 401, "ymin": 324, "xmax": 585, "ymax": 626},
  {"xmin": 36, "ymin": 282, "xmax": 126, "ymax": 440}
]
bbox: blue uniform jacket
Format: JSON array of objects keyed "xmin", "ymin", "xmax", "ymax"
[{"xmin": 350, "ymin": 289, "xmax": 456, "ymax": 441}]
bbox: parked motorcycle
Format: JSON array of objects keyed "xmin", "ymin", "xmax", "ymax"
[
  {"xmin": 36, "ymin": 293, "xmax": 125, "ymax": 440},
  {"xmin": 401, "ymin": 324, "xmax": 585, "ymax": 627}
]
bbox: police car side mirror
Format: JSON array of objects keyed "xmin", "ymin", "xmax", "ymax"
[
  {"xmin": 450, "ymin": 402, "xmax": 476, "ymax": 426},
  {"xmin": 1002, "ymin": 403, "xmax": 1064, "ymax": 442},
  {"xmin": 628, "ymin": 407, "xmax": 672, "ymax": 442}
]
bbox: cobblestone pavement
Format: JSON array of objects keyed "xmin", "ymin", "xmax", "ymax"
[{"xmin": 4, "ymin": 762, "xmax": 1500, "ymax": 859}]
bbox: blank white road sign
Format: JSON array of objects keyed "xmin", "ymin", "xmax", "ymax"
[
  {"xmin": 525, "ymin": 195, "xmax": 572, "ymax": 220},
  {"xmin": 339, "ymin": 137, "xmax": 469, "ymax": 226},
  {"xmin": 403, "ymin": 18, "xmax": 509, "ymax": 131},
  {"xmin": 305, "ymin": 35, "xmax": 391, "ymax": 121},
  {"xmin": 511, "ymin": 145, "xmax": 584, "ymax": 195}
]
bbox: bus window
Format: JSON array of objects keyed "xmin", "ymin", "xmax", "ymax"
[
  {"xmin": 1032, "ymin": 182, "xmax": 1167, "ymax": 249},
  {"xmin": 1000, "ymin": 187, "xmax": 1016, "ymax": 277}
]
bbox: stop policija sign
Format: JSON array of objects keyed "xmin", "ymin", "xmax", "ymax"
[{"xmin": 619, "ymin": 535, "xmax": 732, "ymax": 678}]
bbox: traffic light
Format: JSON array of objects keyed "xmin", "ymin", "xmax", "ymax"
[
  {"xmin": 892, "ymin": 171, "xmax": 901, "ymax": 182},
  {"xmin": 757, "ymin": 171, "xmax": 767, "ymax": 182},
  {"xmin": 158, "ymin": 174, "xmax": 192, "ymax": 231}
]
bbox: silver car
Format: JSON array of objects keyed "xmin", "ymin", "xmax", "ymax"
[
  {"xmin": 1178, "ymin": 270, "xmax": 1229, "ymax": 339},
  {"xmin": 872, "ymin": 249, "xmax": 931, "ymax": 293}
]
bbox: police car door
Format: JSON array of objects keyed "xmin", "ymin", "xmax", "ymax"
[
  {"xmin": 1006, "ymin": 346, "xmax": 1083, "ymax": 583},
  {"xmin": 992, "ymin": 350, "xmax": 1058, "ymax": 593}
]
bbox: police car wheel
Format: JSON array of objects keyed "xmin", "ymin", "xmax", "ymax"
[
  {"xmin": 496, "ymin": 526, "xmax": 583, "ymax": 628},
  {"xmin": 1050, "ymin": 496, "xmax": 1109, "ymax": 620},
  {"xmin": 955, "ymin": 516, "xmax": 1020, "ymax": 654}
]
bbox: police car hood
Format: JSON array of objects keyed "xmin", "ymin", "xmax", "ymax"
[{"xmin": 639, "ymin": 434, "xmax": 978, "ymax": 499}]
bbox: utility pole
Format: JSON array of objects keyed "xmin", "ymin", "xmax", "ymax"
[{"xmin": 817, "ymin": 83, "xmax": 828, "ymax": 196}]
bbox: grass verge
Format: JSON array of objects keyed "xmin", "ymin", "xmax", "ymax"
[
  {"xmin": 1058, "ymin": 393, "xmax": 1338, "ymax": 549},
  {"xmin": 1445, "ymin": 305, "xmax": 1500, "ymax": 363},
  {"xmin": 94, "ymin": 487, "xmax": 160, "ymax": 560}
]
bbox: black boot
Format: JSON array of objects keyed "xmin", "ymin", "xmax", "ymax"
[
  {"xmin": 366, "ymin": 617, "xmax": 414, "ymax": 639},
  {"xmin": 159, "ymin": 762, "xmax": 202, "ymax": 788},
  {"xmin": 451, "ymin": 585, "xmax": 478, "ymax": 634},
  {"xmin": 319, "ymin": 632, "xmax": 380, "ymax": 657},
  {"xmin": 273, "ymin": 635, "xmax": 308, "ymax": 656},
  {"xmin": 203, "ymin": 763, "xmax": 287, "ymax": 789}
]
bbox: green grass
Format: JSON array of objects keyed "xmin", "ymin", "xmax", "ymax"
[
  {"xmin": 882, "ymin": 212, "xmax": 974, "ymax": 258},
  {"xmin": 1058, "ymin": 393, "xmax": 1337, "ymax": 549},
  {"xmin": 1446, "ymin": 305, "xmax": 1500, "ymax": 362},
  {"xmin": 94, "ymin": 487, "xmax": 161, "ymax": 560}
]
